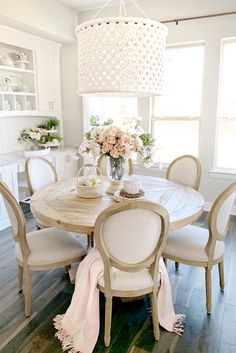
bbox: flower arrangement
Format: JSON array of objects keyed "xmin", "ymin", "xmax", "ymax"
[
  {"xmin": 18, "ymin": 127, "xmax": 42, "ymax": 148},
  {"xmin": 79, "ymin": 117, "xmax": 155, "ymax": 166},
  {"xmin": 78, "ymin": 176, "xmax": 101, "ymax": 187},
  {"xmin": 18, "ymin": 119, "xmax": 61, "ymax": 149}
]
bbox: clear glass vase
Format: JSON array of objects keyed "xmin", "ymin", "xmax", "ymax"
[{"xmin": 107, "ymin": 156, "xmax": 127, "ymax": 181}]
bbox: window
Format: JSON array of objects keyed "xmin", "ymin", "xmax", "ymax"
[
  {"xmin": 216, "ymin": 39, "xmax": 236, "ymax": 170},
  {"xmin": 83, "ymin": 96, "xmax": 137, "ymax": 124},
  {"xmin": 152, "ymin": 43, "xmax": 204, "ymax": 164}
]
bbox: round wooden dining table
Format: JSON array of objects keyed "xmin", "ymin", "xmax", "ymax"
[{"xmin": 30, "ymin": 175, "xmax": 204, "ymax": 235}]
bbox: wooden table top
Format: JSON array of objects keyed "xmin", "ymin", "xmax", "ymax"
[{"xmin": 30, "ymin": 175, "xmax": 204, "ymax": 235}]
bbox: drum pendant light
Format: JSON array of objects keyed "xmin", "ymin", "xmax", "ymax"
[{"xmin": 75, "ymin": 0, "xmax": 168, "ymax": 97}]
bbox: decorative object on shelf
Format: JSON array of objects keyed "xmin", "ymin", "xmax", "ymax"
[
  {"xmin": 5, "ymin": 77, "xmax": 13, "ymax": 91},
  {"xmin": 4, "ymin": 99, "xmax": 11, "ymax": 111},
  {"xmin": 14, "ymin": 52, "xmax": 30, "ymax": 69},
  {"xmin": 15, "ymin": 101, "xmax": 22, "ymax": 110},
  {"xmin": 18, "ymin": 127, "xmax": 42, "ymax": 150},
  {"xmin": 18, "ymin": 118, "xmax": 61, "ymax": 150},
  {"xmin": 75, "ymin": 0, "xmax": 168, "ymax": 97},
  {"xmin": 38, "ymin": 118, "xmax": 59, "ymax": 131},
  {"xmin": 37, "ymin": 118, "xmax": 61, "ymax": 147},
  {"xmin": 0, "ymin": 54, "xmax": 14, "ymax": 67},
  {"xmin": 76, "ymin": 165, "xmax": 104, "ymax": 198},
  {"xmin": 79, "ymin": 116, "xmax": 155, "ymax": 194}
]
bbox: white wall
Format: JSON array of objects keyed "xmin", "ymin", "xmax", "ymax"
[
  {"xmin": 75, "ymin": 2, "xmax": 236, "ymax": 206},
  {"xmin": 0, "ymin": 0, "xmax": 77, "ymax": 42},
  {"xmin": 60, "ymin": 43, "xmax": 83, "ymax": 148}
]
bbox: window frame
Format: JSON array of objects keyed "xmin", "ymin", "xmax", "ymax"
[
  {"xmin": 151, "ymin": 41, "xmax": 205, "ymax": 164},
  {"xmin": 214, "ymin": 37, "xmax": 236, "ymax": 171}
]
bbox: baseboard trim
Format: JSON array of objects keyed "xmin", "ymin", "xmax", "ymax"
[{"xmin": 204, "ymin": 202, "xmax": 236, "ymax": 215}]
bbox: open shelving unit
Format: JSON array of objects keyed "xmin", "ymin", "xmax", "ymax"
[{"xmin": 0, "ymin": 42, "xmax": 37, "ymax": 114}]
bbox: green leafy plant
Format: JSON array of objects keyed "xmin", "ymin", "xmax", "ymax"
[
  {"xmin": 39, "ymin": 134, "xmax": 61, "ymax": 145},
  {"xmin": 38, "ymin": 118, "xmax": 59, "ymax": 130}
]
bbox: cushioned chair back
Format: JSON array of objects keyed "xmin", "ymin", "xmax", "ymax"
[
  {"xmin": 166, "ymin": 155, "xmax": 201, "ymax": 190},
  {"xmin": 0, "ymin": 181, "xmax": 27, "ymax": 249},
  {"xmin": 25, "ymin": 157, "xmax": 57, "ymax": 195},
  {"xmin": 95, "ymin": 201, "xmax": 169, "ymax": 271},
  {"xmin": 209, "ymin": 182, "xmax": 236, "ymax": 240},
  {"xmin": 97, "ymin": 155, "xmax": 133, "ymax": 176}
]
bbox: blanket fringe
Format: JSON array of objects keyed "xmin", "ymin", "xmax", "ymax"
[
  {"xmin": 53, "ymin": 315, "xmax": 81, "ymax": 353},
  {"xmin": 173, "ymin": 314, "xmax": 186, "ymax": 336}
]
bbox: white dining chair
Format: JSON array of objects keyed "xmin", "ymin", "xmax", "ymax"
[
  {"xmin": 162, "ymin": 181, "xmax": 236, "ymax": 314},
  {"xmin": 97, "ymin": 155, "xmax": 133, "ymax": 176},
  {"xmin": 94, "ymin": 200, "xmax": 169, "ymax": 346},
  {"xmin": 25, "ymin": 157, "xmax": 57, "ymax": 229},
  {"xmin": 166, "ymin": 154, "xmax": 201, "ymax": 191},
  {"xmin": 0, "ymin": 180, "xmax": 86, "ymax": 317},
  {"xmin": 166, "ymin": 154, "xmax": 202, "ymax": 271}
]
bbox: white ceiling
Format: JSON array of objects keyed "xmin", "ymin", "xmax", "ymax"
[{"xmin": 59, "ymin": 0, "xmax": 118, "ymax": 11}]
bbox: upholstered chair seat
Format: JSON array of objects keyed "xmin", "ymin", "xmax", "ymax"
[
  {"xmin": 164, "ymin": 225, "xmax": 225, "ymax": 263},
  {"xmin": 15, "ymin": 228, "xmax": 86, "ymax": 266}
]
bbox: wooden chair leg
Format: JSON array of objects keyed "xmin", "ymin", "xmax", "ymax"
[
  {"xmin": 25, "ymin": 270, "xmax": 32, "ymax": 317},
  {"xmin": 175, "ymin": 262, "xmax": 179, "ymax": 271},
  {"xmin": 64, "ymin": 265, "xmax": 71, "ymax": 273},
  {"xmin": 18, "ymin": 265, "xmax": 23, "ymax": 293},
  {"xmin": 104, "ymin": 297, "xmax": 112, "ymax": 347},
  {"xmin": 205, "ymin": 267, "xmax": 212, "ymax": 314},
  {"xmin": 218, "ymin": 260, "xmax": 224, "ymax": 291},
  {"xmin": 150, "ymin": 292, "xmax": 160, "ymax": 340},
  {"xmin": 87, "ymin": 234, "xmax": 91, "ymax": 249}
]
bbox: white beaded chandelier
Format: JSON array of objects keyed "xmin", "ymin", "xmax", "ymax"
[{"xmin": 75, "ymin": 0, "xmax": 168, "ymax": 97}]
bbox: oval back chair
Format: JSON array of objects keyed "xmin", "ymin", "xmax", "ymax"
[
  {"xmin": 94, "ymin": 200, "xmax": 169, "ymax": 346},
  {"xmin": 166, "ymin": 155, "xmax": 201, "ymax": 190},
  {"xmin": 0, "ymin": 180, "xmax": 86, "ymax": 317},
  {"xmin": 162, "ymin": 181, "xmax": 236, "ymax": 313},
  {"xmin": 25, "ymin": 157, "xmax": 57, "ymax": 195}
]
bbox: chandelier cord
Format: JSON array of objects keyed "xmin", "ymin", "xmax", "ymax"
[
  {"xmin": 91, "ymin": 0, "xmax": 113, "ymax": 19},
  {"xmin": 92, "ymin": 0, "xmax": 148, "ymax": 20},
  {"xmin": 129, "ymin": 0, "xmax": 148, "ymax": 18}
]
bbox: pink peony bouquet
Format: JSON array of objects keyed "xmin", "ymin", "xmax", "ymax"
[{"xmin": 79, "ymin": 117, "xmax": 155, "ymax": 166}]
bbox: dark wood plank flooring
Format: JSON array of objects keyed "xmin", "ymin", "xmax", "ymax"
[{"xmin": 0, "ymin": 208, "xmax": 236, "ymax": 353}]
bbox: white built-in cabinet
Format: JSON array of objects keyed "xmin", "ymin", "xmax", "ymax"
[
  {"xmin": 0, "ymin": 164, "xmax": 19, "ymax": 230},
  {"xmin": 0, "ymin": 24, "xmax": 62, "ymax": 118},
  {"xmin": 53, "ymin": 152, "xmax": 79, "ymax": 181},
  {"xmin": 35, "ymin": 49, "xmax": 61, "ymax": 113}
]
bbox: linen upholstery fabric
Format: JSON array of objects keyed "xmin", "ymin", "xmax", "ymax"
[
  {"xmin": 102, "ymin": 208, "xmax": 162, "ymax": 264},
  {"xmin": 27, "ymin": 158, "xmax": 56, "ymax": 193},
  {"xmin": 216, "ymin": 191, "xmax": 236, "ymax": 235},
  {"xmin": 2, "ymin": 197, "xmax": 18, "ymax": 237},
  {"xmin": 167, "ymin": 157, "xmax": 198, "ymax": 188},
  {"xmin": 15, "ymin": 228, "xmax": 86, "ymax": 265},
  {"xmin": 164, "ymin": 225, "xmax": 225, "ymax": 262},
  {"xmin": 98, "ymin": 268, "xmax": 155, "ymax": 291}
]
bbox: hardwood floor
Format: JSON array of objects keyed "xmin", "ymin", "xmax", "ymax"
[{"xmin": 0, "ymin": 209, "xmax": 236, "ymax": 353}]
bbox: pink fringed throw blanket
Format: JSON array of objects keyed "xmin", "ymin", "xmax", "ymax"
[{"xmin": 54, "ymin": 248, "xmax": 185, "ymax": 353}]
